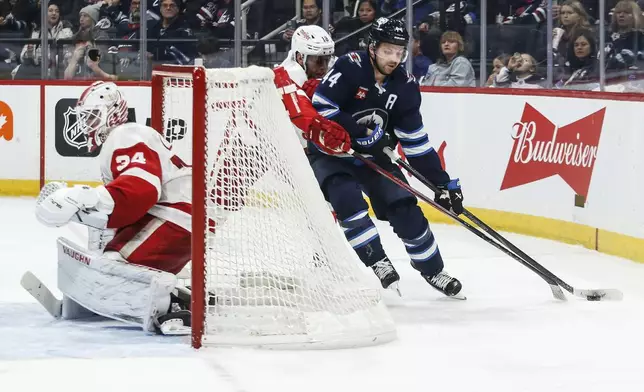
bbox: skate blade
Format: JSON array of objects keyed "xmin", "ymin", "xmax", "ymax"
[{"xmin": 387, "ymin": 282, "xmax": 402, "ymax": 297}]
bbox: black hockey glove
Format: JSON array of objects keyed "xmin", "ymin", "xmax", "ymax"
[
  {"xmin": 434, "ymin": 179, "xmax": 464, "ymax": 215},
  {"xmin": 352, "ymin": 124, "xmax": 392, "ymax": 162}
]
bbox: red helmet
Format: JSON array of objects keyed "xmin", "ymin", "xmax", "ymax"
[{"xmin": 76, "ymin": 81, "xmax": 129, "ymax": 152}]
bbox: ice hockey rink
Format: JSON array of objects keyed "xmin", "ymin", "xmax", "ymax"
[{"xmin": 1, "ymin": 196, "xmax": 643, "ymax": 392}]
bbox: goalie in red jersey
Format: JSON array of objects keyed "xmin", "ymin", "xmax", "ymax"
[{"xmin": 34, "ymin": 81, "xmax": 192, "ymax": 335}]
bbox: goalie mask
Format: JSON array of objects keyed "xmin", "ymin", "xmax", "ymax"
[
  {"xmin": 76, "ymin": 81, "xmax": 129, "ymax": 152},
  {"xmin": 290, "ymin": 25, "xmax": 335, "ymax": 77}
]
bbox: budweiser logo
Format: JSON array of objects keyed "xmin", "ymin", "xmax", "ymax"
[{"xmin": 500, "ymin": 103, "xmax": 605, "ymax": 198}]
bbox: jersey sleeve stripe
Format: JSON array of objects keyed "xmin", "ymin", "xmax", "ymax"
[
  {"xmin": 402, "ymin": 142, "xmax": 434, "ymax": 157},
  {"xmin": 399, "ymin": 135, "xmax": 430, "ymax": 147},
  {"xmin": 120, "ymin": 167, "xmax": 162, "ymax": 199},
  {"xmin": 394, "ymin": 126, "xmax": 426, "ymax": 141},
  {"xmin": 312, "ymin": 92, "xmax": 340, "ymax": 118}
]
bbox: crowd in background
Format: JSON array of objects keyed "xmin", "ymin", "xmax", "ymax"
[{"xmin": 0, "ymin": 0, "xmax": 643, "ymax": 91}]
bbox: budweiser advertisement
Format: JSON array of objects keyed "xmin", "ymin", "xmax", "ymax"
[
  {"xmin": 418, "ymin": 90, "xmax": 642, "ymax": 239},
  {"xmin": 500, "ymin": 103, "xmax": 606, "ymax": 198}
]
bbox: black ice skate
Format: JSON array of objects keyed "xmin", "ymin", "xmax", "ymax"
[
  {"xmin": 371, "ymin": 258, "xmax": 401, "ymax": 296},
  {"xmin": 423, "ymin": 270, "xmax": 465, "ymax": 299}
]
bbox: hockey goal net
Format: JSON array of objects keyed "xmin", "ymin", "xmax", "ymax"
[{"xmin": 151, "ymin": 65, "xmax": 396, "ymax": 349}]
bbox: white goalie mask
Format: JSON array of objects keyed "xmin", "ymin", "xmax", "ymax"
[
  {"xmin": 290, "ymin": 25, "xmax": 335, "ymax": 73},
  {"xmin": 76, "ymin": 81, "xmax": 129, "ymax": 152}
]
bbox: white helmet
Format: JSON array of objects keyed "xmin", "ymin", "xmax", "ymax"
[
  {"xmin": 290, "ymin": 25, "xmax": 334, "ymax": 71},
  {"xmin": 76, "ymin": 81, "xmax": 129, "ymax": 152}
]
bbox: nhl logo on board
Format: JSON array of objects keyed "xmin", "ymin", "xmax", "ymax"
[{"xmin": 62, "ymin": 106, "xmax": 88, "ymax": 150}]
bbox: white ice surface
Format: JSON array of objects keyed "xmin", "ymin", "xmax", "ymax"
[{"xmin": 1, "ymin": 196, "xmax": 644, "ymax": 392}]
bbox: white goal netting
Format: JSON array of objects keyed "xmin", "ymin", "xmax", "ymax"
[{"xmin": 155, "ymin": 65, "xmax": 396, "ymax": 349}]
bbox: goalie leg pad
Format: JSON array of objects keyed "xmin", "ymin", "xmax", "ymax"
[{"xmin": 57, "ymin": 237, "xmax": 177, "ymax": 332}]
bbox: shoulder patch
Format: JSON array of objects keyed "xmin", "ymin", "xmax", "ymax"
[{"xmin": 347, "ymin": 52, "xmax": 362, "ymax": 67}]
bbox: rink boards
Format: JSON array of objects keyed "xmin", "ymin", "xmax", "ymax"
[{"xmin": 0, "ymin": 80, "xmax": 641, "ymax": 263}]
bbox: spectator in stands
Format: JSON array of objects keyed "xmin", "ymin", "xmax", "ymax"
[
  {"xmin": 193, "ymin": 0, "xmax": 235, "ymax": 39},
  {"xmin": 64, "ymin": 4, "xmax": 115, "ymax": 80},
  {"xmin": 281, "ymin": 0, "xmax": 324, "ymax": 44},
  {"xmin": 16, "ymin": 1, "xmax": 73, "ymax": 79},
  {"xmin": 147, "ymin": 0, "xmax": 195, "ymax": 65},
  {"xmin": 95, "ymin": 0, "xmax": 130, "ymax": 36},
  {"xmin": 333, "ymin": 0, "xmax": 377, "ymax": 55},
  {"xmin": 421, "ymin": 30, "xmax": 475, "ymax": 87},
  {"xmin": 559, "ymin": 29, "xmax": 599, "ymax": 89},
  {"xmin": 500, "ymin": 1, "xmax": 548, "ymax": 25},
  {"xmin": 0, "ymin": 0, "xmax": 34, "ymax": 32},
  {"xmin": 605, "ymin": 0, "xmax": 644, "ymax": 72},
  {"xmin": 552, "ymin": 1, "xmax": 591, "ymax": 62},
  {"xmin": 417, "ymin": 1, "xmax": 477, "ymax": 37},
  {"xmin": 411, "ymin": 29, "xmax": 432, "ymax": 81},
  {"xmin": 485, "ymin": 53, "xmax": 510, "ymax": 86},
  {"xmin": 63, "ymin": 1, "xmax": 106, "ymax": 29},
  {"xmin": 491, "ymin": 52, "xmax": 544, "ymax": 88}
]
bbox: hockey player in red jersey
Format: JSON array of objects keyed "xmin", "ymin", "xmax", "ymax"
[
  {"xmin": 35, "ymin": 81, "xmax": 192, "ymax": 335},
  {"xmin": 273, "ymin": 25, "xmax": 351, "ymax": 155}
]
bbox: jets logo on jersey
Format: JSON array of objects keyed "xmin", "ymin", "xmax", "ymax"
[
  {"xmin": 353, "ymin": 108, "xmax": 389, "ymax": 132},
  {"xmin": 348, "ymin": 52, "xmax": 362, "ymax": 67},
  {"xmin": 355, "ymin": 87, "xmax": 368, "ymax": 100}
]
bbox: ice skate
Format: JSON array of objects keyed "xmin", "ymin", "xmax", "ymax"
[
  {"xmin": 371, "ymin": 258, "xmax": 401, "ymax": 296},
  {"xmin": 423, "ymin": 270, "xmax": 465, "ymax": 299}
]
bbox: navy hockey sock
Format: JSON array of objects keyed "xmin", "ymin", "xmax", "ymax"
[
  {"xmin": 339, "ymin": 209, "xmax": 386, "ymax": 267},
  {"xmin": 325, "ymin": 175, "xmax": 387, "ymax": 267},
  {"xmin": 388, "ymin": 202, "xmax": 444, "ymax": 276}
]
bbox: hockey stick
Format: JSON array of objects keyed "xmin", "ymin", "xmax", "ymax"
[
  {"xmin": 383, "ymin": 147, "xmax": 623, "ymax": 302},
  {"xmin": 349, "ymin": 149, "xmax": 567, "ymax": 301},
  {"xmin": 20, "ymin": 271, "xmax": 63, "ymax": 318}
]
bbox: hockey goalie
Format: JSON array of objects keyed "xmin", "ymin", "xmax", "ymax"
[{"xmin": 34, "ymin": 81, "xmax": 194, "ymax": 335}]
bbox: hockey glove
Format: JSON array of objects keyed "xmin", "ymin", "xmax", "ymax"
[
  {"xmin": 434, "ymin": 179, "xmax": 464, "ymax": 215},
  {"xmin": 307, "ymin": 116, "xmax": 352, "ymax": 155},
  {"xmin": 352, "ymin": 124, "xmax": 392, "ymax": 162},
  {"xmin": 301, "ymin": 78, "xmax": 321, "ymax": 99},
  {"xmin": 36, "ymin": 184, "xmax": 111, "ymax": 228}
]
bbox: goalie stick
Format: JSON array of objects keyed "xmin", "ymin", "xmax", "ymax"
[
  {"xmin": 20, "ymin": 271, "xmax": 63, "ymax": 318},
  {"xmin": 382, "ymin": 147, "xmax": 623, "ymax": 302}
]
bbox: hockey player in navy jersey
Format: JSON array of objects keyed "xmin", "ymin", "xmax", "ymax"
[{"xmin": 311, "ymin": 17, "xmax": 464, "ymax": 297}]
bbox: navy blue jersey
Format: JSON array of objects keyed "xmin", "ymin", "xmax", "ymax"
[{"xmin": 312, "ymin": 51, "xmax": 450, "ymax": 185}]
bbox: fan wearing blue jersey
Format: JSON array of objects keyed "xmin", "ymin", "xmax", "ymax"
[{"xmin": 310, "ymin": 17, "xmax": 464, "ymax": 297}]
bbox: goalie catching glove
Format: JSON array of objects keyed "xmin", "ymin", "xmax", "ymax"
[{"xmin": 35, "ymin": 182, "xmax": 114, "ymax": 229}]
